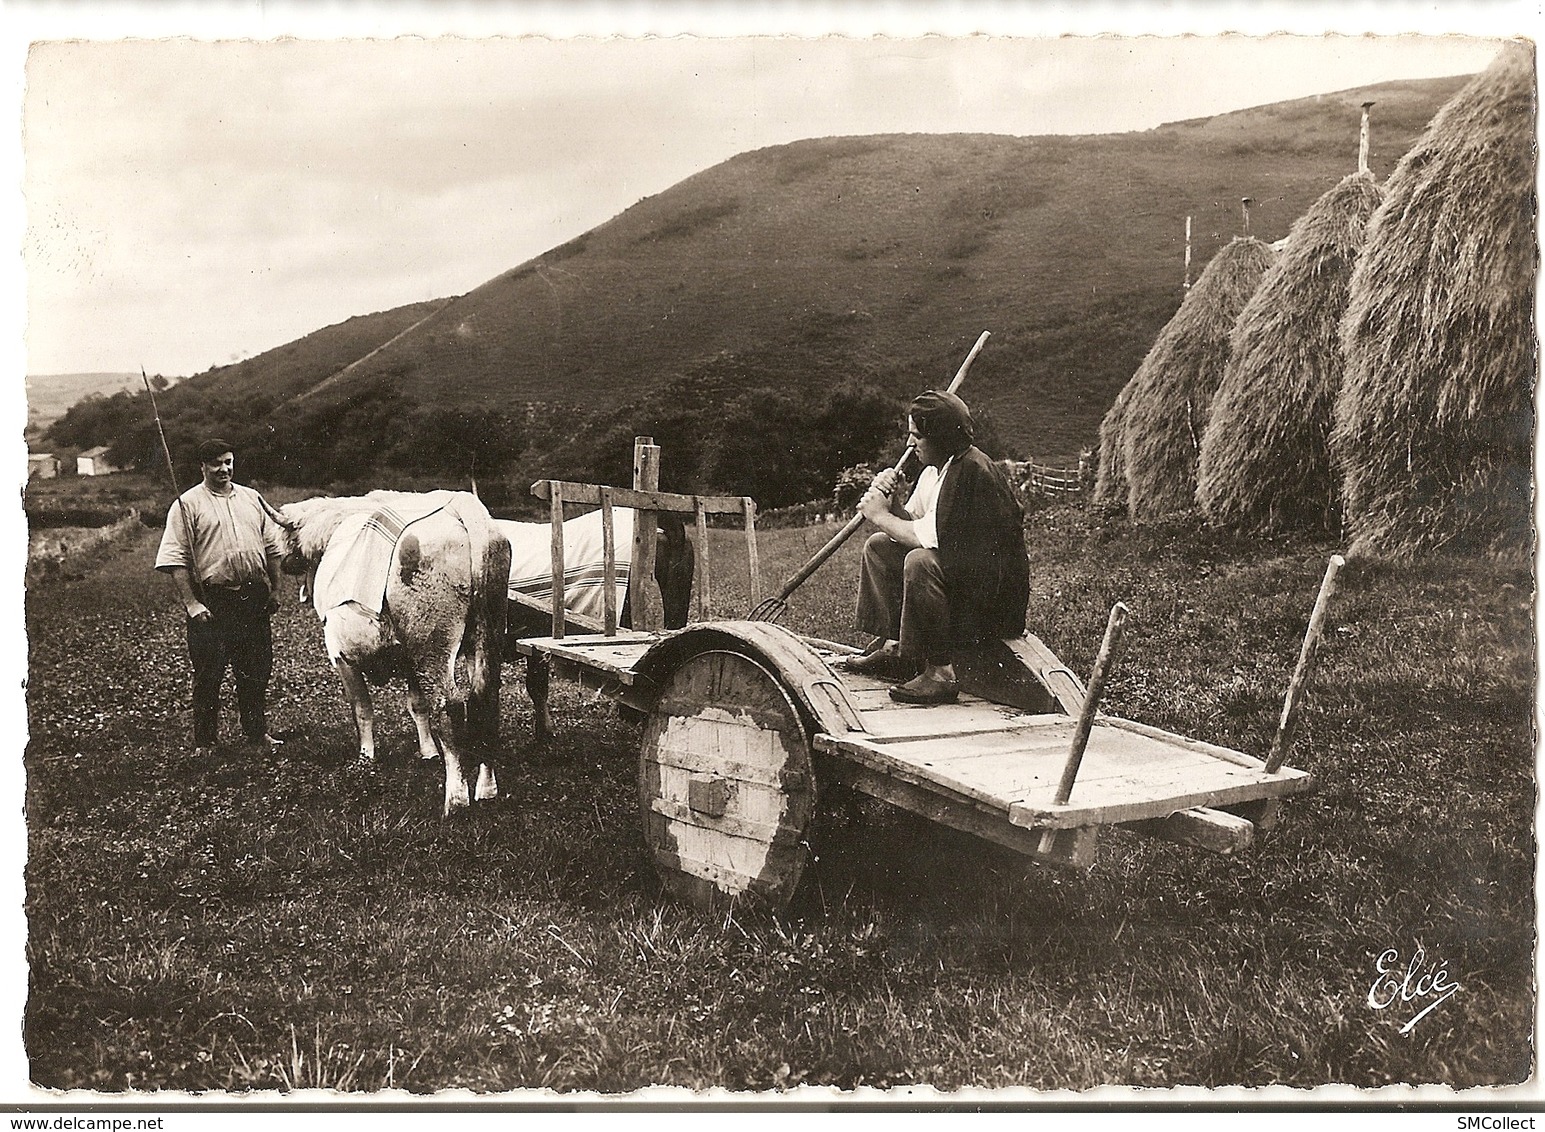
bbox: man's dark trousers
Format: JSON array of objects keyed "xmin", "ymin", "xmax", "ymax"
[
  {"xmin": 187, "ymin": 582, "xmax": 272, "ymax": 746},
  {"xmin": 855, "ymin": 532, "xmax": 952, "ymax": 666}
]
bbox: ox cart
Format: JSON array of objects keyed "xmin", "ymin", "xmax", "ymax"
[{"xmin": 512, "ymin": 439, "xmax": 1321, "ymax": 912}]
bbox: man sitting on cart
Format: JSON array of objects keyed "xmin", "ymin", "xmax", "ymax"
[{"xmin": 841, "ymin": 389, "xmax": 1030, "ymax": 705}]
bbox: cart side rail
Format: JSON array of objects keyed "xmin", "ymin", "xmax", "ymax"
[{"xmin": 531, "ymin": 437, "xmax": 761, "ymax": 637}]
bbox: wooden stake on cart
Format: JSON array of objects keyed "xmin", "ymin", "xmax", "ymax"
[
  {"xmin": 743, "ymin": 498, "xmax": 761, "ymax": 607},
  {"xmin": 548, "ymin": 481, "xmax": 566, "ymax": 639},
  {"xmin": 1265, "ymin": 554, "xmax": 1346, "ymax": 774},
  {"xmin": 600, "ymin": 485, "xmax": 618, "ymax": 636},
  {"xmin": 1054, "ymin": 602, "xmax": 1130, "ymax": 805},
  {"xmin": 694, "ymin": 497, "xmax": 710, "ymax": 621},
  {"xmin": 630, "ymin": 436, "xmax": 662, "ymax": 631}
]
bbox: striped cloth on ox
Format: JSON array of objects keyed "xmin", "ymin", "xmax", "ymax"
[
  {"xmin": 497, "ymin": 507, "xmax": 637, "ymax": 621},
  {"xmin": 311, "ymin": 491, "xmax": 456, "ymax": 618}
]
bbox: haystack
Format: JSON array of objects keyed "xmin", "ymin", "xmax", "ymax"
[
  {"xmin": 1091, "ymin": 382, "xmax": 1132, "ymax": 512},
  {"xmin": 1331, "ymin": 43, "xmax": 1537, "ymax": 557},
  {"xmin": 1120, "ymin": 236, "xmax": 1277, "ymax": 520},
  {"xmin": 1197, "ymin": 172, "xmax": 1384, "ymax": 532}
]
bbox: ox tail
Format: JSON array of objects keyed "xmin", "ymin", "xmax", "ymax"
[{"xmin": 460, "ymin": 495, "xmax": 512, "ymax": 757}]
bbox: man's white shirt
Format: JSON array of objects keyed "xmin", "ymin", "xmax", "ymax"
[{"xmin": 903, "ymin": 457, "xmax": 953, "ymax": 550}]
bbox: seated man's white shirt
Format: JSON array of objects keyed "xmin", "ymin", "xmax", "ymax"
[{"xmin": 903, "ymin": 457, "xmax": 953, "ymax": 550}]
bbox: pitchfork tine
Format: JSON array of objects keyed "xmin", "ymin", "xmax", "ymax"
[{"xmin": 748, "ymin": 596, "xmax": 787, "ymax": 623}]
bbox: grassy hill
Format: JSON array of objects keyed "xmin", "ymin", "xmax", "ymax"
[
  {"xmin": 154, "ymin": 300, "xmax": 449, "ymax": 412},
  {"xmin": 295, "ymin": 76, "xmax": 1465, "ymax": 460},
  {"xmin": 25, "ymin": 372, "xmax": 144, "ymax": 437},
  {"xmin": 43, "ymin": 301, "xmax": 448, "ymax": 476},
  {"xmin": 53, "ymin": 74, "xmax": 1471, "ymax": 498}
]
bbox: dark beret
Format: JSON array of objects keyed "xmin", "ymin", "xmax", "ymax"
[
  {"xmin": 909, "ymin": 390, "xmax": 974, "ymax": 450},
  {"xmin": 196, "ymin": 438, "xmax": 235, "ymax": 462}
]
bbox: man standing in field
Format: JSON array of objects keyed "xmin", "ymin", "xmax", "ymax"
[
  {"xmin": 154, "ymin": 438, "xmax": 287, "ymax": 757},
  {"xmin": 842, "ymin": 390, "xmax": 1029, "ymax": 704}
]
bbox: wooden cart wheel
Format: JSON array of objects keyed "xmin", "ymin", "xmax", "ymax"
[{"xmin": 639, "ymin": 648, "xmax": 816, "ymax": 911}]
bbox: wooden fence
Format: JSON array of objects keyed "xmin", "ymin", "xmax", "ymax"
[
  {"xmin": 761, "ymin": 448, "xmax": 1097, "ymax": 528},
  {"xmin": 1003, "ymin": 449, "xmax": 1093, "ymax": 498}
]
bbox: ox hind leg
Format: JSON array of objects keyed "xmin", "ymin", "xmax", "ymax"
[
  {"xmin": 404, "ymin": 671, "xmax": 444, "ymax": 762},
  {"xmin": 333, "ymin": 658, "xmax": 377, "ymax": 765},
  {"xmin": 459, "ymin": 649, "xmax": 501, "ymax": 803},
  {"xmin": 457, "ymin": 646, "xmax": 504, "ymax": 804},
  {"xmin": 423, "ymin": 645, "xmax": 481, "ymax": 817}
]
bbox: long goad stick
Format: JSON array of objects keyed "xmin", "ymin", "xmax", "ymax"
[
  {"xmin": 143, "ymin": 368, "xmax": 203, "ymax": 602},
  {"xmin": 1265, "ymin": 554, "xmax": 1346, "ymax": 773},
  {"xmin": 748, "ymin": 330, "xmax": 991, "ymax": 621}
]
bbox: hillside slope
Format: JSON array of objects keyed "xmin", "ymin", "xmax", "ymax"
[
  {"xmin": 44, "ymin": 300, "xmax": 449, "ymax": 465},
  {"xmin": 25, "ymin": 372, "xmax": 143, "ymax": 436},
  {"xmin": 58, "ymin": 74, "xmax": 1471, "ymax": 497},
  {"xmin": 296, "ymin": 76, "xmax": 1465, "ymax": 459}
]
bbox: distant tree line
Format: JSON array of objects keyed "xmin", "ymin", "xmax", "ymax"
[
  {"xmin": 44, "ymin": 340, "xmax": 1001, "ymax": 511},
  {"xmin": 46, "ymin": 377, "xmax": 529, "ymax": 493}
]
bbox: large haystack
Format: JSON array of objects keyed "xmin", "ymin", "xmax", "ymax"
[
  {"xmin": 1332, "ymin": 43, "xmax": 1537, "ymax": 557},
  {"xmin": 1091, "ymin": 382, "xmax": 1132, "ymax": 512},
  {"xmin": 1120, "ymin": 237, "xmax": 1278, "ymax": 520},
  {"xmin": 1197, "ymin": 172, "xmax": 1384, "ymax": 532}
]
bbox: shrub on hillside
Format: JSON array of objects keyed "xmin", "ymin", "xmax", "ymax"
[{"xmin": 506, "ymin": 341, "xmax": 907, "ymax": 510}]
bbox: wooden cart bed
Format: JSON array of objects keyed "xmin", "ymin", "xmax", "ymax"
[
  {"xmin": 509, "ymin": 448, "xmax": 1326, "ymax": 908},
  {"xmin": 515, "ymin": 629, "xmax": 1312, "ymax": 858}
]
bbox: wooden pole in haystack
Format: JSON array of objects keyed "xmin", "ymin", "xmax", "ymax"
[
  {"xmin": 1196, "ymin": 171, "xmax": 1383, "ymax": 534},
  {"xmin": 1265, "ymin": 555, "xmax": 1345, "ymax": 773},
  {"xmin": 1359, "ymin": 102, "xmax": 1376, "ymax": 175},
  {"xmin": 1240, "ymin": 197, "xmax": 1253, "ymax": 236},
  {"xmin": 1184, "ymin": 215, "xmax": 1193, "ymax": 290},
  {"xmin": 1333, "ymin": 44, "xmax": 1535, "ymax": 558}
]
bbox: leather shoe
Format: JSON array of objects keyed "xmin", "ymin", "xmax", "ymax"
[{"xmin": 889, "ymin": 671, "xmax": 959, "ymax": 705}]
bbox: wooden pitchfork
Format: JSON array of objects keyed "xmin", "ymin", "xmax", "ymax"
[{"xmin": 747, "ymin": 330, "xmax": 991, "ymax": 623}]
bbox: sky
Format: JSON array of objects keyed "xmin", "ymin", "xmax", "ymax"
[{"xmin": 13, "ymin": 14, "xmax": 1519, "ymax": 380}]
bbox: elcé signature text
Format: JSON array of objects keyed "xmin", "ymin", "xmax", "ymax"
[{"xmin": 1367, "ymin": 946, "xmax": 1461, "ymax": 1034}]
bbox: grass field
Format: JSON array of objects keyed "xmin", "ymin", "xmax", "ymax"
[{"xmin": 22, "ymin": 485, "xmax": 1534, "ymax": 1093}]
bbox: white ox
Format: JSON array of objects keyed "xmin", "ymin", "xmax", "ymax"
[{"xmin": 278, "ymin": 490, "xmax": 511, "ymax": 815}]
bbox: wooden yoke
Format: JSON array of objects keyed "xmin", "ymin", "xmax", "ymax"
[{"xmin": 530, "ymin": 439, "xmax": 760, "ymax": 637}]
